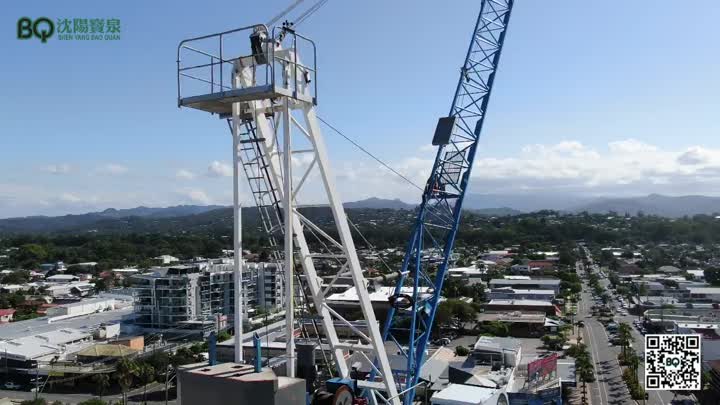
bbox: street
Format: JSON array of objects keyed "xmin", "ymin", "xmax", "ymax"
[
  {"xmin": 578, "ymin": 255, "xmax": 681, "ymax": 405},
  {"xmin": 576, "ymin": 260, "xmax": 631, "ymax": 405},
  {"xmin": 0, "ymin": 381, "xmax": 175, "ymax": 404}
]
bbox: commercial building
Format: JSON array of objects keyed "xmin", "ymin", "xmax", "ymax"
[
  {"xmin": 484, "ymin": 300, "xmax": 558, "ymax": 317},
  {"xmin": 487, "ymin": 288, "xmax": 555, "ymax": 301},
  {"xmin": 132, "ymin": 261, "xmax": 284, "ymax": 330},
  {"xmin": 488, "ymin": 279, "xmax": 561, "ymax": 294},
  {"xmin": 447, "ymin": 267, "xmax": 485, "ymax": 285},
  {"xmin": 46, "ymin": 297, "xmax": 118, "ymax": 320}
]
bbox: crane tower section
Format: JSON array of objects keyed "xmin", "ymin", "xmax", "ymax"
[
  {"xmin": 381, "ymin": 1, "xmax": 515, "ymax": 403},
  {"xmin": 177, "ymin": 25, "xmax": 401, "ymax": 405}
]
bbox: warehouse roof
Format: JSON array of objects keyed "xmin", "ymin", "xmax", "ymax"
[
  {"xmin": 0, "ymin": 328, "xmax": 91, "ymax": 360},
  {"xmin": 487, "ymin": 299, "xmax": 553, "ymax": 307},
  {"xmin": 431, "ymin": 384, "xmax": 498, "ymax": 405},
  {"xmin": 489, "ymin": 279, "xmax": 561, "ymax": 286}
]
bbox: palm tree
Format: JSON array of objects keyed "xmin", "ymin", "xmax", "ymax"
[
  {"xmin": 138, "ymin": 363, "xmax": 156, "ymax": 405},
  {"xmin": 618, "ymin": 323, "xmax": 634, "ymax": 361},
  {"xmin": 570, "ymin": 343, "xmax": 595, "ymax": 404},
  {"xmin": 116, "ymin": 358, "xmax": 138, "ymax": 405},
  {"xmin": 92, "ymin": 373, "xmax": 110, "ymax": 399}
]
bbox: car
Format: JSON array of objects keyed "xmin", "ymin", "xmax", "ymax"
[
  {"xmin": 3, "ymin": 381, "xmax": 21, "ymax": 390},
  {"xmin": 433, "ymin": 337, "xmax": 451, "ymax": 346}
]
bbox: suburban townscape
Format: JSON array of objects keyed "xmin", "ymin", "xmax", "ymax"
[
  {"xmin": 3, "ymin": 1, "xmax": 718, "ymax": 405},
  {"xmin": 2, "ymin": 209, "xmax": 720, "ymax": 404}
]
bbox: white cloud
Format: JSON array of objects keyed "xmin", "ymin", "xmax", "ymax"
[
  {"xmin": 97, "ymin": 163, "xmax": 129, "ymax": 175},
  {"xmin": 59, "ymin": 192, "xmax": 82, "ymax": 203},
  {"xmin": 466, "ymin": 139, "xmax": 720, "ymax": 195},
  {"xmin": 176, "ymin": 169, "xmax": 196, "ymax": 180},
  {"xmin": 677, "ymin": 146, "xmax": 717, "ymax": 166},
  {"xmin": 207, "ymin": 161, "xmax": 232, "ymax": 177},
  {"xmin": 179, "ymin": 189, "xmax": 212, "ymax": 205},
  {"xmin": 44, "ymin": 164, "xmax": 71, "ymax": 174}
]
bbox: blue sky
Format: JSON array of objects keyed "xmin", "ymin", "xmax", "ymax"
[{"xmin": 1, "ymin": 0, "xmax": 719, "ymax": 217}]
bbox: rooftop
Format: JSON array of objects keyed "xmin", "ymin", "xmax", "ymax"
[
  {"xmin": 489, "ymin": 279, "xmax": 561, "ymax": 286},
  {"xmin": 431, "ymin": 384, "xmax": 499, "ymax": 405},
  {"xmin": 0, "ymin": 328, "xmax": 91, "ymax": 360},
  {"xmin": 473, "ymin": 336, "xmax": 521, "ymax": 353},
  {"xmin": 688, "ymin": 287, "xmax": 720, "ymax": 294},
  {"xmin": 0, "ymin": 306, "xmax": 133, "ymax": 341},
  {"xmin": 486, "ymin": 299, "xmax": 553, "ymax": 307}
]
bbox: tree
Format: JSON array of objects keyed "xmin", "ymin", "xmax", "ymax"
[
  {"xmin": 138, "ymin": 363, "xmax": 156, "ymax": 404},
  {"xmin": 92, "ymin": 373, "xmax": 111, "ymax": 399},
  {"xmin": 77, "ymin": 400, "xmax": 108, "ymax": 405},
  {"xmin": 617, "ymin": 323, "xmax": 633, "ymax": 361},
  {"xmin": 454, "ymin": 346, "xmax": 469, "ymax": 356},
  {"xmin": 15, "ymin": 244, "xmax": 49, "ymax": 268},
  {"xmin": 116, "ymin": 358, "xmax": 138, "ymax": 404},
  {"xmin": 705, "ymin": 268, "xmax": 720, "ymax": 286}
]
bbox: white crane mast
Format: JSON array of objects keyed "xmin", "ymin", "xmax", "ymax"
[{"xmin": 177, "ymin": 24, "xmax": 401, "ymax": 405}]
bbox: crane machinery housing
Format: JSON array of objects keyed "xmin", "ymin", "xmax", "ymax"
[{"xmin": 175, "ymin": 1, "xmax": 515, "ymax": 404}]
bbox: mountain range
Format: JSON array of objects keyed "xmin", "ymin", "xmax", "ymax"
[{"xmin": 1, "ymin": 194, "xmax": 718, "ymax": 234}]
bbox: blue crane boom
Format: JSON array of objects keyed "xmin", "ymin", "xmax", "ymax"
[{"xmin": 380, "ymin": 1, "xmax": 514, "ymax": 403}]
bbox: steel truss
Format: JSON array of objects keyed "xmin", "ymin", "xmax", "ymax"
[
  {"xmin": 379, "ymin": 1, "xmax": 515, "ymax": 404},
  {"xmin": 177, "ymin": 26, "xmax": 402, "ymax": 404}
]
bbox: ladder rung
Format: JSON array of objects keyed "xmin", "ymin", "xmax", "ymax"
[{"xmin": 239, "ymin": 138, "xmax": 266, "ymax": 144}]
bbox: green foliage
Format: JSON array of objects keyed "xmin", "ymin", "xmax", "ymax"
[
  {"xmin": 623, "ymin": 367, "xmax": 645, "ymax": 400},
  {"xmin": 20, "ymin": 400, "xmax": 48, "ymax": 405},
  {"xmin": 541, "ymin": 334, "xmax": 567, "ymax": 350},
  {"xmin": 442, "ymin": 278, "xmax": 486, "ymax": 302},
  {"xmin": 77, "ymin": 400, "xmax": 108, "ymax": 405},
  {"xmin": 0, "ymin": 269, "xmax": 31, "ymax": 284},
  {"xmin": 567, "ymin": 344, "xmax": 595, "ymax": 384},
  {"xmin": 454, "ymin": 346, "xmax": 470, "ymax": 356},
  {"xmin": 705, "ymin": 268, "xmax": 720, "ymax": 286},
  {"xmin": 477, "ymin": 321, "xmax": 510, "ymax": 337},
  {"xmin": 217, "ymin": 330, "xmax": 232, "ymax": 342}
]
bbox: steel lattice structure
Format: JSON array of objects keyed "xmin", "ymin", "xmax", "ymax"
[{"xmin": 380, "ymin": 1, "xmax": 515, "ymax": 403}]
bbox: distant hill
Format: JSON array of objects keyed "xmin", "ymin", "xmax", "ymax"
[
  {"xmin": 0, "ymin": 197, "xmax": 524, "ymax": 235},
  {"xmin": 0, "ymin": 205, "xmax": 224, "ymax": 234},
  {"xmin": 467, "ymin": 207, "xmax": 523, "ymax": 217},
  {"xmin": 462, "ymin": 193, "xmax": 592, "ymax": 212},
  {"xmin": 571, "ymin": 194, "xmax": 720, "ymax": 217},
  {"xmin": 95, "ymin": 205, "xmax": 225, "ymax": 219},
  {"xmin": 343, "ymin": 197, "xmax": 415, "ymax": 210}
]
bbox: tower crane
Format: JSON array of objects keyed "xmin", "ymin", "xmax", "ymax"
[
  {"xmin": 176, "ymin": 0, "xmax": 513, "ymax": 404},
  {"xmin": 380, "ymin": 1, "xmax": 515, "ymax": 404}
]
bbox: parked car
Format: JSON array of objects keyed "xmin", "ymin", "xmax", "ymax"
[
  {"xmin": 433, "ymin": 337, "xmax": 451, "ymax": 346},
  {"xmin": 4, "ymin": 381, "xmax": 21, "ymax": 390}
]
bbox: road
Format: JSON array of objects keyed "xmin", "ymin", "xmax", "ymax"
[
  {"xmin": 579, "ymin": 251, "xmax": 684, "ymax": 405},
  {"xmin": 0, "ymin": 381, "xmax": 175, "ymax": 404},
  {"xmin": 576, "ymin": 260, "xmax": 632, "ymax": 405}
]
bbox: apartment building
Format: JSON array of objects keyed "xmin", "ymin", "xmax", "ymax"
[{"xmin": 132, "ymin": 261, "xmax": 284, "ymax": 330}]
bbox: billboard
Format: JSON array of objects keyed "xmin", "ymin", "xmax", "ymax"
[{"xmin": 527, "ymin": 353, "xmax": 558, "ymax": 385}]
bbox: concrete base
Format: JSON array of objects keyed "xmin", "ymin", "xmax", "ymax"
[{"xmin": 177, "ymin": 362, "xmax": 306, "ymax": 405}]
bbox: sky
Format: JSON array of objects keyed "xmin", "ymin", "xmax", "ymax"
[{"xmin": 1, "ymin": 0, "xmax": 719, "ymax": 218}]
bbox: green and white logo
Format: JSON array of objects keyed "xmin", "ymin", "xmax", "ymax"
[{"xmin": 17, "ymin": 17, "xmax": 121, "ymax": 42}]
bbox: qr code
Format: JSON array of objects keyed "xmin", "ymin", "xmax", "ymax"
[{"xmin": 645, "ymin": 334, "xmax": 701, "ymax": 390}]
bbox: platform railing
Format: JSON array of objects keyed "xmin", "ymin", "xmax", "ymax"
[{"xmin": 177, "ymin": 24, "xmax": 318, "ymax": 107}]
